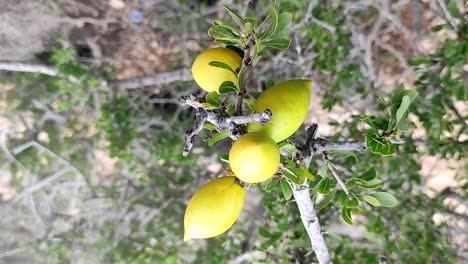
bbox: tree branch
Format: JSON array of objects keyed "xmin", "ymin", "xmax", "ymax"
[
  {"xmin": 0, "ymin": 60, "xmax": 192, "ymax": 90},
  {"xmin": 179, "ymin": 94, "xmax": 272, "ymax": 156},
  {"xmin": 108, "ymin": 68, "xmax": 192, "ymax": 90},
  {"xmin": 289, "ymin": 183, "xmax": 332, "ymax": 264}
]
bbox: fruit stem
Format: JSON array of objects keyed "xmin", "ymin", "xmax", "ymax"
[{"xmin": 234, "ymin": 177, "xmax": 245, "ymax": 188}]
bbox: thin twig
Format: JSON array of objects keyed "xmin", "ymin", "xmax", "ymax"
[
  {"xmin": 235, "ymin": 33, "xmax": 256, "ymax": 115},
  {"xmin": 321, "ymin": 154, "xmax": 350, "ymax": 196}
]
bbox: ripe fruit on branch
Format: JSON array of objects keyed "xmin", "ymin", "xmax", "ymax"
[
  {"xmin": 229, "ymin": 132, "xmax": 280, "ymax": 183},
  {"xmin": 191, "ymin": 47, "xmax": 242, "ymax": 93},
  {"xmin": 184, "ymin": 176, "xmax": 245, "ymax": 241},
  {"xmin": 247, "ymin": 79, "xmax": 311, "ymax": 142}
]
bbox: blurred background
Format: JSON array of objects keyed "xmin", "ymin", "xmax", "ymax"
[{"xmin": 0, "ymin": 0, "xmax": 466, "ymax": 263}]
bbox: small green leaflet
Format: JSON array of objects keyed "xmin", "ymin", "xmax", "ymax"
[
  {"xmin": 362, "ymin": 195, "xmax": 380, "ymax": 206},
  {"xmin": 280, "ymin": 178, "xmax": 293, "ymax": 200},
  {"xmin": 300, "ymin": 164, "xmax": 315, "ymax": 181},
  {"xmin": 262, "ymin": 177, "xmax": 278, "ymax": 193},
  {"xmin": 278, "ymin": 142, "xmax": 297, "ymax": 157},
  {"xmin": 365, "ymin": 131, "xmax": 395, "ymax": 156},
  {"xmin": 208, "ymin": 131, "xmax": 232, "ymax": 147},
  {"xmin": 223, "ymin": 4, "xmax": 246, "ymax": 24},
  {"xmin": 208, "ymin": 61, "xmax": 237, "ymax": 75},
  {"xmin": 219, "ymin": 154, "xmax": 229, "ymax": 163},
  {"xmin": 360, "ymin": 115, "xmax": 388, "ymax": 131},
  {"xmin": 318, "ymin": 178, "xmax": 331, "ymax": 195},
  {"xmin": 357, "ymin": 167, "xmax": 376, "ymax": 182},
  {"xmin": 368, "ymin": 192, "xmax": 398, "ymax": 207},
  {"xmin": 318, "ymin": 163, "xmax": 328, "ymax": 178},
  {"xmin": 259, "ymin": 6, "xmax": 279, "ymax": 40},
  {"xmin": 249, "ymin": 91, "xmax": 262, "ymax": 99},
  {"xmin": 258, "ymin": 227, "xmax": 273, "ymax": 238},
  {"xmin": 356, "ymin": 178, "xmax": 382, "ymax": 189},
  {"xmin": 270, "ymin": 13, "xmax": 292, "ymax": 39},
  {"xmin": 344, "ymin": 195, "xmax": 359, "ymax": 209},
  {"xmin": 205, "ymin": 91, "xmax": 222, "ymax": 106},
  {"xmin": 340, "ymin": 207, "xmax": 353, "ymax": 225},
  {"xmin": 219, "ymin": 81, "xmax": 238, "ymax": 94},
  {"xmin": 203, "ymin": 122, "xmax": 216, "ymax": 131},
  {"xmin": 317, "ymin": 189, "xmax": 336, "ymax": 211},
  {"xmin": 329, "ymin": 150, "xmax": 358, "ymax": 163},
  {"xmin": 262, "ymin": 38, "xmax": 291, "ymax": 50},
  {"xmin": 282, "ymin": 168, "xmax": 305, "ymax": 185}
]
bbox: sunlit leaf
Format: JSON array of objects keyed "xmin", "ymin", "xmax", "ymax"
[
  {"xmin": 208, "ymin": 131, "xmax": 232, "ymax": 147},
  {"xmin": 340, "ymin": 207, "xmax": 353, "ymax": 225},
  {"xmin": 280, "ymin": 178, "xmax": 293, "ymax": 200}
]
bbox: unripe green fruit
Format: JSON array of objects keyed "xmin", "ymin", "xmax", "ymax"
[
  {"xmin": 229, "ymin": 132, "xmax": 280, "ymax": 183},
  {"xmin": 247, "ymin": 79, "xmax": 311, "ymax": 142},
  {"xmin": 184, "ymin": 176, "xmax": 245, "ymax": 241},
  {"xmin": 191, "ymin": 47, "xmax": 242, "ymax": 93}
]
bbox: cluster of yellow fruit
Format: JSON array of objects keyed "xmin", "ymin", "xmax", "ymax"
[{"xmin": 184, "ymin": 47, "xmax": 311, "ymax": 241}]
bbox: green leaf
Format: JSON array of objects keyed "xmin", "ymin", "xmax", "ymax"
[
  {"xmin": 266, "ymin": 79, "xmax": 275, "ymax": 90},
  {"xmin": 395, "ymin": 95, "xmax": 411, "ymax": 128},
  {"xmin": 344, "ymin": 195, "xmax": 359, "ymax": 209},
  {"xmin": 205, "ymin": 91, "xmax": 222, "ymax": 106},
  {"xmin": 199, "ymin": 102, "xmax": 222, "ymax": 110},
  {"xmin": 369, "ymin": 192, "xmax": 398, "ymax": 207},
  {"xmin": 249, "ymin": 91, "xmax": 262, "ymax": 99},
  {"xmin": 259, "ymin": 6, "xmax": 279, "ymax": 40},
  {"xmin": 226, "ymin": 45, "xmax": 244, "ymax": 58},
  {"xmin": 357, "ymin": 178, "xmax": 382, "ymax": 189},
  {"xmin": 431, "ymin": 24, "xmax": 445, "ymax": 32},
  {"xmin": 219, "ymin": 81, "xmax": 238, "ymax": 93},
  {"xmin": 208, "ymin": 24, "xmax": 242, "ymax": 44},
  {"xmin": 361, "ymin": 115, "xmax": 388, "ymax": 130},
  {"xmin": 242, "ymin": 98, "xmax": 254, "ymax": 109},
  {"xmin": 318, "ymin": 178, "xmax": 331, "ymax": 195},
  {"xmin": 263, "ymin": 177, "xmax": 278, "ymax": 193},
  {"xmin": 208, "ymin": 131, "xmax": 232, "ymax": 147},
  {"xmin": 365, "ymin": 131, "xmax": 395, "ymax": 156},
  {"xmin": 407, "ymin": 56, "xmax": 429, "ymax": 66},
  {"xmin": 237, "ymin": 68, "xmax": 244, "ymax": 90},
  {"xmin": 345, "ymin": 179, "xmax": 356, "ymax": 189},
  {"xmin": 317, "ymin": 189, "xmax": 336, "ymax": 211},
  {"xmin": 278, "ymin": 142, "xmax": 297, "ymax": 157},
  {"xmin": 340, "ymin": 207, "xmax": 353, "ymax": 225},
  {"xmin": 271, "ymin": 12, "xmax": 292, "ymax": 38},
  {"xmin": 208, "ymin": 61, "xmax": 237, "ymax": 75},
  {"xmin": 362, "ymin": 195, "xmax": 381, "ymax": 207},
  {"xmin": 251, "ymin": 55, "xmax": 262, "ymax": 66},
  {"xmin": 282, "ymin": 168, "xmax": 304, "ymax": 185},
  {"xmin": 223, "ymin": 5, "xmax": 246, "ymax": 24},
  {"xmin": 318, "ymin": 163, "xmax": 328, "ymax": 178},
  {"xmin": 300, "ymin": 164, "xmax": 315, "ymax": 181},
  {"xmin": 258, "ymin": 227, "xmax": 273, "ymax": 238},
  {"xmin": 219, "ymin": 154, "xmax": 229, "ymax": 163},
  {"xmin": 357, "ymin": 167, "xmax": 376, "ymax": 182},
  {"xmin": 329, "ymin": 150, "xmax": 358, "ymax": 163},
  {"xmin": 280, "ymin": 178, "xmax": 293, "ymax": 200},
  {"xmin": 245, "ymin": 17, "xmax": 257, "ymax": 29},
  {"xmin": 262, "ymin": 38, "xmax": 291, "ymax": 50},
  {"xmin": 203, "ymin": 122, "xmax": 216, "ymax": 131}
]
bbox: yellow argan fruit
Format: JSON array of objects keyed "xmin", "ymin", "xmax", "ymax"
[
  {"xmin": 229, "ymin": 132, "xmax": 280, "ymax": 183},
  {"xmin": 247, "ymin": 79, "xmax": 311, "ymax": 142},
  {"xmin": 184, "ymin": 176, "xmax": 245, "ymax": 241},
  {"xmin": 191, "ymin": 47, "xmax": 242, "ymax": 93}
]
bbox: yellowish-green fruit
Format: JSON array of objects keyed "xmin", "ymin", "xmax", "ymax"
[
  {"xmin": 229, "ymin": 132, "xmax": 280, "ymax": 183},
  {"xmin": 191, "ymin": 47, "xmax": 242, "ymax": 93},
  {"xmin": 247, "ymin": 79, "xmax": 311, "ymax": 142},
  {"xmin": 184, "ymin": 176, "xmax": 245, "ymax": 241}
]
